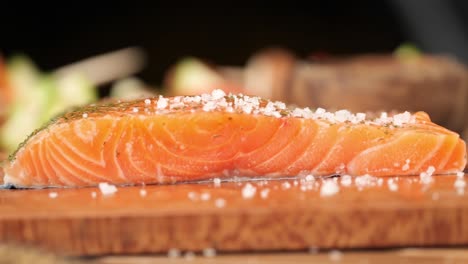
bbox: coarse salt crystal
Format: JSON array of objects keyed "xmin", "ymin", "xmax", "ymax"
[
  {"xmin": 419, "ymin": 173, "xmax": 432, "ymax": 184},
  {"xmin": 402, "ymin": 159, "xmax": 410, "ymax": 171},
  {"xmin": 139, "ymin": 189, "xmax": 147, "ymax": 197},
  {"xmin": 334, "ymin": 110, "xmax": 351, "ymax": 123},
  {"xmin": 211, "ymin": 89, "xmax": 226, "ymax": 100},
  {"xmin": 305, "ymin": 175, "xmax": 315, "ymax": 182},
  {"xmin": 320, "ymin": 180, "xmax": 340, "ymax": 197},
  {"xmin": 156, "ymin": 96, "xmax": 168, "ymax": 109},
  {"xmin": 213, "ymin": 178, "xmax": 221, "ymax": 187},
  {"xmin": 200, "ymin": 192, "xmax": 211, "ymax": 201},
  {"xmin": 379, "ymin": 112, "xmax": 389, "ymax": 123},
  {"xmin": 271, "ymin": 111, "xmax": 282, "ymax": 118},
  {"xmin": 202, "ymin": 101, "xmax": 217, "ymax": 112},
  {"xmin": 281, "ymin": 181, "xmax": 291, "ymax": 189},
  {"xmin": 184, "ymin": 251, "xmax": 195, "ymax": 260},
  {"xmin": 274, "ymin": 101, "xmax": 286, "ymax": 110},
  {"xmin": 214, "ymin": 198, "xmax": 226, "ymax": 208},
  {"xmin": 392, "ymin": 111, "xmax": 413, "ymax": 126},
  {"xmin": 91, "ymin": 191, "xmax": 97, "ymax": 198},
  {"xmin": 457, "ymin": 171, "xmax": 465, "ymax": 178},
  {"xmin": 173, "ymin": 96, "xmax": 181, "ymax": 103},
  {"xmin": 144, "ymin": 98, "xmax": 151, "ymax": 105},
  {"xmin": 328, "ymin": 250, "xmax": 343, "ymax": 262},
  {"xmin": 308, "ymin": 246, "xmax": 319, "ymax": 254},
  {"xmin": 48, "ymin": 192, "xmax": 58, "ymax": 198},
  {"xmin": 203, "ymin": 248, "xmax": 216, "ymax": 257},
  {"xmin": 167, "ymin": 248, "xmax": 181, "ymax": 258},
  {"xmin": 355, "ymin": 113, "xmax": 366, "ymax": 123},
  {"xmin": 170, "ymin": 101, "xmax": 185, "ymax": 109},
  {"xmin": 377, "ymin": 178, "xmax": 384, "ymax": 186},
  {"xmin": 426, "ymin": 166, "xmax": 436, "ymax": 176},
  {"xmin": 454, "ymin": 178, "xmax": 466, "ymax": 189},
  {"xmin": 242, "ymin": 104, "xmax": 253, "ymax": 114},
  {"xmin": 132, "ymin": 107, "xmax": 139, "ymax": 113},
  {"xmin": 387, "ymin": 179, "xmax": 398, "ymax": 192},
  {"xmin": 242, "ymin": 183, "xmax": 256, "ymax": 199},
  {"xmin": 340, "ymin": 175, "xmax": 352, "ymax": 186},
  {"xmin": 98, "ymin": 183, "xmax": 118, "ymax": 196},
  {"xmin": 420, "ymin": 166, "xmax": 436, "ymax": 184},
  {"xmin": 355, "ymin": 174, "xmax": 377, "ymax": 189},
  {"xmin": 187, "ymin": 192, "xmax": 198, "ymax": 201},
  {"xmin": 260, "ymin": 188, "xmax": 270, "ymax": 199},
  {"xmin": 82, "ymin": 113, "xmax": 88, "ymax": 118},
  {"xmin": 315, "ymin": 108, "xmax": 326, "ymax": 116}
]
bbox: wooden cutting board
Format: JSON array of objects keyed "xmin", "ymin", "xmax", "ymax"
[{"xmin": 0, "ymin": 174, "xmax": 467, "ymax": 256}]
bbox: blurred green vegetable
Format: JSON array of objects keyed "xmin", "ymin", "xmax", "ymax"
[
  {"xmin": 110, "ymin": 77, "xmax": 156, "ymax": 100},
  {"xmin": 0, "ymin": 56, "xmax": 98, "ymax": 153},
  {"xmin": 394, "ymin": 43, "xmax": 422, "ymax": 59}
]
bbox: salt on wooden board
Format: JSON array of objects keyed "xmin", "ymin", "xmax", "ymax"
[{"xmin": 0, "ymin": 173, "xmax": 466, "ymax": 256}]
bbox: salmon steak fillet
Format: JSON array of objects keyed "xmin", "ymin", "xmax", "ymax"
[{"xmin": 2, "ymin": 90, "xmax": 466, "ymax": 187}]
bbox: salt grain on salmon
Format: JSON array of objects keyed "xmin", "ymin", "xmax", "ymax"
[
  {"xmin": 3, "ymin": 90, "xmax": 466, "ymax": 187},
  {"xmin": 48, "ymin": 192, "xmax": 58, "ymax": 198},
  {"xmin": 305, "ymin": 175, "xmax": 315, "ymax": 182},
  {"xmin": 355, "ymin": 174, "xmax": 379, "ymax": 189},
  {"xmin": 340, "ymin": 175, "xmax": 352, "ymax": 186},
  {"xmin": 402, "ymin": 159, "xmax": 411, "ymax": 171}
]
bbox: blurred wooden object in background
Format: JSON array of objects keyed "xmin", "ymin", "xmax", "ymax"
[
  {"xmin": 288, "ymin": 54, "xmax": 468, "ymax": 134},
  {"xmin": 168, "ymin": 49, "xmax": 468, "ymax": 137}
]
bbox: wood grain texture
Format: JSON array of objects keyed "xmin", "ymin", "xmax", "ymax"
[
  {"xmin": 95, "ymin": 249, "xmax": 468, "ymax": 264},
  {"xmin": 0, "ymin": 174, "xmax": 467, "ymax": 256}
]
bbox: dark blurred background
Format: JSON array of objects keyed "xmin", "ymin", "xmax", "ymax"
[{"xmin": 1, "ymin": 0, "xmax": 468, "ymax": 85}]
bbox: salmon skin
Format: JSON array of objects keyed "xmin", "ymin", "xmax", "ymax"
[{"xmin": 2, "ymin": 90, "xmax": 466, "ymax": 188}]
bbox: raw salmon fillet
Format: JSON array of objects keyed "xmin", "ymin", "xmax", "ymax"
[{"xmin": 3, "ymin": 90, "xmax": 466, "ymax": 187}]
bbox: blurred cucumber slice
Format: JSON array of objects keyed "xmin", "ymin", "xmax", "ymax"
[
  {"xmin": 394, "ymin": 43, "xmax": 422, "ymax": 59},
  {"xmin": 46, "ymin": 73, "xmax": 97, "ymax": 118},
  {"xmin": 0, "ymin": 56, "xmax": 97, "ymax": 153},
  {"xmin": 0, "ymin": 76, "xmax": 53, "ymax": 153},
  {"xmin": 110, "ymin": 77, "xmax": 156, "ymax": 100},
  {"xmin": 168, "ymin": 57, "xmax": 223, "ymax": 95}
]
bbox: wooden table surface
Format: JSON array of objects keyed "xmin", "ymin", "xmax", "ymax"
[
  {"xmin": 93, "ymin": 248, "xmax": 468, "ymax": 264},
  {"xmin": 0, "ymin": 173, "xmax": 467, "ymax": 258}
]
